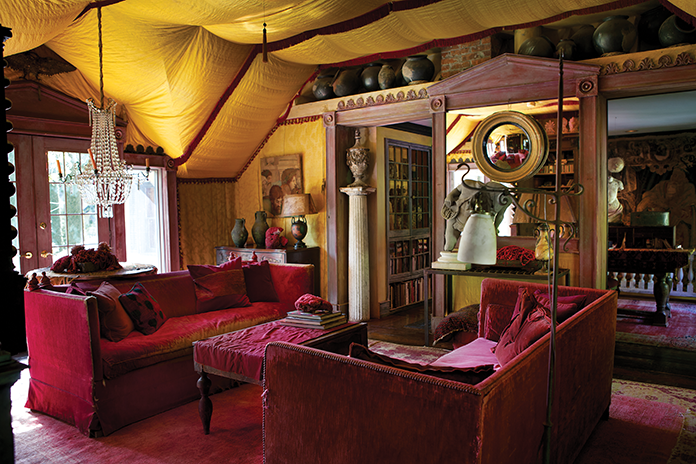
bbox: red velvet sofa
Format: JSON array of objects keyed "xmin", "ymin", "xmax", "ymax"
[
  {"xmin": 23, "ymin": 263, "xmax": 313, "ymax": 436},
  {"xmin": 263, "ymin": 278, "xmax": 617, "ymax": 464}
]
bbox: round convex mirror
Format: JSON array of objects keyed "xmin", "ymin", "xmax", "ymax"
[{"xmin": 472, "ymin": 111, "xmax": 548, "ymax": 182}]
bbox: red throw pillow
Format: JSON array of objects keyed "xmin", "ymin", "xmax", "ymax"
[
  {"xmin": 242, "ymin": 260, "xmax": 279, "ymax": 302},
  {"xmin": 483, "ymin": 303, "xmax": 515, "ymax": 342},
  {"xmin": 433, "ymin": 304, "xmax": 479, "ymax": 345},
  {"xmin": 495, "ymin": 307, "xmax": 551, "ymax": 366},
  {"xmin": 119, "ymin": 283, "xmax": 168, "ymax": 335},
  {"xmin": 492, "ymin": 287, "xmax": 537, "ymax": 353},
  {"xmin": 188, "ymin": 256, "xmax": 242, "ymax": 279},
  {"xmin": 88, "ymin": 281, "xmax": 134, "ymax": 342},
  {"xmin": 192, "ymin": 269, "xmax": 250, "ymax": 313},
  {"xmin": 533, "ymin": 290, "xmax": 587, "ymax": 322}
]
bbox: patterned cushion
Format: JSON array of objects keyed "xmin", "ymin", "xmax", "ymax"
[
  {"xmin": 242, "ymin": 260, "xmax": 279, "ymax": 302},
  {"xmin": 433, "ymin": 304, "xmax": 479, "ymax": 345},
  {"xmin": 192, "ymin": 269, "xmax": 250, "ymax": 313},
  {"xmin": 119, "ymin": 283, "xmax": 168, "ymax": 335},
  {"xmin": 88, "ymin": 281, "xmax": 134, "ymax": 342}
]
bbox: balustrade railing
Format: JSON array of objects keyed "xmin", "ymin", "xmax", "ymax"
[{"xmin": 608, "ymin": 250, "xmax": 695, "ymax": 299}]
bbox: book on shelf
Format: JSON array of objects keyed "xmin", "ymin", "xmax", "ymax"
[{"xmin": 280, "ymin": 314, "xmax": 346, "ymax": 330}]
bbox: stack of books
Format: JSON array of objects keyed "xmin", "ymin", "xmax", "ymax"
[{"xmin": 280, "ymin": 310, "xmax": 346, "ymax": 330}]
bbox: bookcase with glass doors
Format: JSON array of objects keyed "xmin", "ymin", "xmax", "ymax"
[{"xmin": 386, "ymin": 139, "xmax": 431, "ymax": 311}]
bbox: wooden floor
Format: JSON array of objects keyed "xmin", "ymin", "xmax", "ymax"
[{"xmin": 367, "ymin": 300, "xmax": 696, "ymax": 390}]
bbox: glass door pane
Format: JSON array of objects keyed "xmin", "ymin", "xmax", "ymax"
[
  {"xmin": 48, "ymin": 150, "xmax": 98, "ymax": 260},
  {"xmin": 124, "ymin": 166, "xmax": 168, "ymax": 272},
  {"xmin": 9, "ymin": 147, "xmax": 20, "ymax": 272}
]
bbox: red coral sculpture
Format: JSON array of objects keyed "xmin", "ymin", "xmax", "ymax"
[
  {"xmin": 265, "ymin": 227, "xmax": 288, "ymax": 249},
  {"xmin": 294, "ymin": 293, "xmax": 333, "ymax": 314}
]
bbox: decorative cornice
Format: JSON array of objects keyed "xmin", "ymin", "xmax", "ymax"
[
  {"xmin": 336, "ymin": 88, "xmax": 429, "ymax": 111},
  {"xmin": 598, "ymin": 51, "xmax": 695, "ymax": 76}
]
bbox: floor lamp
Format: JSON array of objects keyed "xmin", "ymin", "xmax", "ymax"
[{"xmin": 457, "ymin": 54, "xmax": 581, "ymax": 464}]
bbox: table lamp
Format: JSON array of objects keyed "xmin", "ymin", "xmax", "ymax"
[{"xmin": 281, "ymin": 193, "xmax": 317, "ymax": 249}]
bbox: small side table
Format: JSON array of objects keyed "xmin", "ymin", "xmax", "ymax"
[{"xmin": 215, "ymin": 246, "xmax": 320, "ymax": 295}]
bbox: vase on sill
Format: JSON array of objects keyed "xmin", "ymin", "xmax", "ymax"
[
  {"xmin": 231, "ymin": 218, "xmax": 248, "ymax": 248},
  {"xmin": 251, "ymin": 211, "xmax": 269, "ymax": 248}
]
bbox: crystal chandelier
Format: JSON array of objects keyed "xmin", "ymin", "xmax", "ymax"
[{"xmin": 73, "ymin": 6, "xmax": 132, "ymax": 218}]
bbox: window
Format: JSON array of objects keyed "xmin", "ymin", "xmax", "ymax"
[{"xmin": 124, "ymin": 166, "xmax": 170, "ymax": 272}]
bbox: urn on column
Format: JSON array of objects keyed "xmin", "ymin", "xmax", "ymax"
[{"xmin": 346, "ymin": 129, "xmax": 370, "ymax": 188}]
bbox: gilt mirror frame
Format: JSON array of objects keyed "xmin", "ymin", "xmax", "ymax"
[{"xmin": 471, "ymin": 111, "xmax": 548, "ymax": 183}]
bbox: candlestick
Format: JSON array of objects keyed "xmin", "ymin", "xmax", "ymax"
[
  {"xmin": 56, "ymin": 159, "xmax": 62, "ymax": 176},
  {"xmin": 145, "ymin": 158, "xmax": 150, "ymax": 169},
  {"xmin": 88, "ymin": 148, "xmax": 97, "ymax": 170}
]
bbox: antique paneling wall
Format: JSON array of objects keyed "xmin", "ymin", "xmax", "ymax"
[
  {"xmin": 235, "ymin": 118, "xmax": 328, "ymax": 297},
  {"xmin": 610, "ymin": 131, "xmax": 696, "ymax": 248}
]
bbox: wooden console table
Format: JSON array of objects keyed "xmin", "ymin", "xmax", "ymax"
[
  {"xmin": 608, "ymin": 248, "xmax": 692, "ymax": 327},
  {"xmin": 422, "ymin": 266, "xmax": 570, "ymax": 346},
  {"xmin": 215, "ymin": 246, "xmax": 320, "ymax": 295}
]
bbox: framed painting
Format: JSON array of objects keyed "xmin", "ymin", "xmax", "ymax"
[{"xmin": 260, "ymin": 154, "xmax": 303, "ymax": 217}]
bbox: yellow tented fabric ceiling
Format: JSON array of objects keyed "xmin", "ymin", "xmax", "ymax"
[{"xmin": 1, "ymin": 0, "xmax": 694, "ymax": 178}]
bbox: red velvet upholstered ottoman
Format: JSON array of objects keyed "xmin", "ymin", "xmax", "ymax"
[{"xmin": 193, "ymin": 320, "xmax": 367, "ymax": 434}]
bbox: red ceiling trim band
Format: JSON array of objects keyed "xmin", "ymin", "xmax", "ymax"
[
  {"xmin": 446, "ymin": 114, "xmax": 462, "ymax": 135},
  {"xmin": 233, "ymin": 115, "xmax": 322, "ymax": 182},
  {"xmin": 265, "ymin": 0, "xmax": 446, "ymax": 55},
  {"xmin": 447, "ymin": 121, "xmax": 480, "ymax": 156},
  {"xmin": 173, "ymin": 45, "xmax": 259, "ymax": 168},
  {"xmin": 659, "ymin": 0, "xmax": 696, "ymax": 27},
  {"xmin": 232, "ymin": 69, "xmax": 320, "ymax": 180},
  {"xmin": 310, "ymin": 0, "xmax": 651, "ymax": 70},
  {"xmin": 177, "ymin": 177, "xmax": 238, "ymax": 184}
]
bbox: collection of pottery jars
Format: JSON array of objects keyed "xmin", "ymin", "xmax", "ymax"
[
  {"xmin": 231, "ymin": 211, "xmax": 270, "ymax": 248},
  {"xmin": 517, "ymin": 8, "xmax": 695, "ymax": 61},
  {"xmin": 312, "ymin": 55, "xmax": 437, "ymax": 101}
]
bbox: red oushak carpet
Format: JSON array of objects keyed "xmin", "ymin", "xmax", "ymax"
[
  {"xmin": 11, "ymin": 345, "xmax": 696, "ymax": 464},
  {"xmin": 616, "ymin": 298, "xmax": 696, "ymax": 352}
]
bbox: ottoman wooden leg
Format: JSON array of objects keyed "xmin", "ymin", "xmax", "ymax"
[{"xmin": 197, "ymin": 372, "xmax": 213, "ymax": 434}]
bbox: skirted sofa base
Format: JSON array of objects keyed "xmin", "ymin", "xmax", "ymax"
[{"xmin": 24, "ymin": 263, "xmax": 313, "ymax": 436}]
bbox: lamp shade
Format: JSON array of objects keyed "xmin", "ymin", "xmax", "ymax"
[
  {"xmin": 281, "ymin": 193, "xmax": 317, "ymax": 217},
  {"xmin": 457, "ymin": 213, "xmax": 497, "ymax": 265}
]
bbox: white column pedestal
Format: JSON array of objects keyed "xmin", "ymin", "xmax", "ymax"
[{"xmin": 339, "ymin": 186, "xmax": 375, "ymax": 322}]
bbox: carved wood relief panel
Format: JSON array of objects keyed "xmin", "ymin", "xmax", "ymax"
[{"xmin": 608, "ymin": 131, "xmax": 696, "ymax": 247}]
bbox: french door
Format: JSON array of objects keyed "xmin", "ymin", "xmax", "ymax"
[{"xmin": 10, "ymin": 134, "xmax": 122, "ymax": 275}]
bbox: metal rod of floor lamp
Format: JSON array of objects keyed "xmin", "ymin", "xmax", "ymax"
[{"xmin": 542, "ymin": 52, "xmax": 564, "ymax": 464}]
